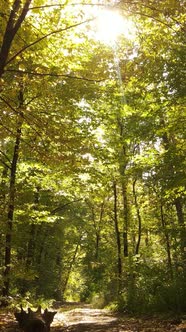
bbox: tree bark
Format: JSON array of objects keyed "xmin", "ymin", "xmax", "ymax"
[
  {"xmin": 121, "ymin": 181, "xmax": 129, "ymax": 257},
  {"xmin": 174, "ymin": 197, "xmax": 186, "ymax": 265},
  {"xmin": 132, "ymin": 179, "xmax": 142, "ymax": 255},
  {"xmin": 113, "ymin": 181, "xmax": 122, "ymax": 291},
  {"xmin": 61, "ymin": 238, "xmax": 82, "ymax": 297},
  {"xmin": 95, "ymin": 202, "xmax": 104, "ymax": 260},
  {"xmin": 2, "ymin": 89, "xmax": 24, "ymax": 296},
  {"xmin": 161, "ymin": 118, "xmax": 185, "ymax": 262},
  {"xmin": 160, "ymin": 203, "xmax": 173, "ymax": 279},
  {"xmin": 0, "ymin": 0, "xmax": 32, "ymax": 78},
  {"xmin": 26, "ymin": 186, "xmax": 40, "ymax": 267}
]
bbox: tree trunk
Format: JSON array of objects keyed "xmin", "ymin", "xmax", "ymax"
[
  {"xmin": 174, "ymin": 197, "xmax": 186, "ymax": 265},
  {"xmin": 0, "ymin": 163, "xmax": 9, "ymax": 220},
  {"xmin": 121, "ymin": 181, "xmax": 129, "ymax": 257},
  {"xmin": 0, "ymin": 0, "xmax": 32, "ymax": 78},
  {"xmin": 95, "ymin": 202, "xmax": 104, "ymax": 260},
  {"xmin": 132, "ymin": 179, "xmax": 142, "ymax": 255},
  {"xmin": 113, "ymin": 181, "xmax": 122, "ymax": 291},
  {"xmin": 117, "ymin": 118, "xmax": 129, "ymax": 258},
  {"xmin": 160, "ymin": 203, "xmax": 173, "ymax": 279},
  {"xmin": 26, "ymin": 186, "xmax": 40, "ymax": 267},
  {"xmin": 2, "ymin": 89, "xmax": 24, "ymax": 296},
  {"xmin": 161, "ymin": 118, "xmax": 185, "ymax": 263},
  {"xmin": 61, "ymin": 238, "xmax": 82, "ymax": 297},
  {"xmin": 26, "ymin": 224, "xmax": 36, "ymax": 267},
  {"xmin": 175, "ymin": 197, "xmax": 184, "ymax": 226}
]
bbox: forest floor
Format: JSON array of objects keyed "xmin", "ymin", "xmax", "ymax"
[{"xmin": 0, "ymin": 302, "xmax": 185, "ymax": 332}]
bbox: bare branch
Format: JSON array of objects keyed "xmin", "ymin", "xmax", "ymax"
[
  {"xmin": 126, "ymin": 9, "xmax": 177, "ymax": 31},
  {"xmin": 0, "ymin": 150, "xmax": 11, "ymax": 166},
  {"xmin": 0, "ymin": 96, "xmax": 51, "ymax": 148},
  {"xmin": 0, "ymin": 96, "xmax": 19, "ymax": 115},
  {"xmin": 0, "ymin": 158, "xmax": 11, "ymax": 169},
  {"xmin": 29, "ymin": 3, "xmax": 67, "ymax": 10},
  {"xmin": 5, "ymin": 69, "xmax": 105, "ymax": 82},
  {"xmin": 0, "ymin": 119, "xmax": 16, "ymax": 136},
  {"xmin": 29, "ymin": 2, "xmax": 111, "ymax": 10},
  {"xmin": 51, "ymin": 199, "xmax": 83, "ymax": 214}
]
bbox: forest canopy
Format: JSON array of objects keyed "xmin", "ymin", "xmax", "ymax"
[{"xmin": 0, "ymin": 0, "xmax": 185, "ymax": 313}]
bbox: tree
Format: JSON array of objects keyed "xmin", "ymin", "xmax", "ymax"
[
  {"xmin": 0, "ymin": 0, "xmax": 185, "ymax": 312},
  {"xmin": 0, "ymin": 0, "xmax": 104, "ymax": 296}
]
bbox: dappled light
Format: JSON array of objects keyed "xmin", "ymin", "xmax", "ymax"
[
  {"xmin": 60, "ymin": 308, "xmax": 117, "ymax": 325},
  {"xmin": 0, "ymin": 0, "xmax": 185, "ymax": 326}
]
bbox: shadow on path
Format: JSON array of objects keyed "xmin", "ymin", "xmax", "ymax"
[
  {"xmin": 0, "ymin": 304, "xmax": 182, "ymax": 332},
  {"xmin": 52, "ymin": 307, "xmax": 180, "ymax": 332}
]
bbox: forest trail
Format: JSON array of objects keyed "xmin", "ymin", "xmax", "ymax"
[
  {"xmin": 0, "ymin": 304, "xmax": 185, "ymax": 332},
  {"xmin": 52, "ymin": 305, "xmax": 184, "ymax": 332}
]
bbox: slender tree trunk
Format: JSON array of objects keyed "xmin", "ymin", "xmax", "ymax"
[
  {"xmin": 0, "ymin": 0, "xmax": 32, "ymax": 78},
  {"xmin": 0, "ymin": 165, "xmax": 9, "ymax": 268},
  {"xmin": 95, "ymin": 232, "xmax": 100, "ymax": 260},
  {"xmin": 26, "ymin": 224, "xmax": 36, "ymax": 267},
  {"xmin": 95, "ymin": 202, "xmax": 104, "ymax": 260},
  {"xmin": 132, "ymin": 179, "xmax": 142, "ymax": 255},
  {"xmin": 160, "ymin": 204, "xmax": 173, "ymax": 279},
  {"xmin": 117, "ymin": 118, "xmax": 129, "ymax": 258},
  {"xmin": 175, "ymin": 197, "xmax": 184, "ymax": 226},
  {"xmin": 113, "ymin": 181, "xmax": 122, "ymax": 291},
  {"xmin": 61, "ymin": 238, "xmax": 82, "ymax": 296},
  {"xmin": 35, "ymin": 225, "xmax": 50, "ymax": 268},
  {"xmin": 121, "ymin": 181, "xmax": 129, "ymax": 257},
  {"xmin": 26, "ymin": 186, "xmax": 40, "ymax": 267},
  {"xmin": 161, "ymin": 118, "xmax": 185, "ymax": 263},
  {"xmin": 0, "ymin": 163, "xmax": 9, "ymax": 218},
  {"xmin": 0, "ymin": 164, "xmax": 9, "ymax": 199},
  {"xmin": 174, "ymin": 197, "xmax": 186, "ymax": 265},
  {"xmin": 89, "ymin": 202, "xmax": 104, "ymax": 261},
  {"xmin": 2, "ymin": 89, "xmax": 24, "ymax": 296}
]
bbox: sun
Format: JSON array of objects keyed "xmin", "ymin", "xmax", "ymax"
[{"xmin": 95, "ymin": 9, "xmax": 135, "ymax": 44}]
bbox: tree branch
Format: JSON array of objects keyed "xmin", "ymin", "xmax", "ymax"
[
  {"xmin": 0, "ymin": 96, "xmax": 19, "ymax": 115},
  {"xmin": 0, "ymin": 158, "xmax": 11, "ymax": 169},
  {"xmin": 6, "ymin": 18, "xmax": 94, "ymax": 66},
  {"xmin": 51, "ymin": 199, "xmax": 83, "ymax": 214},
  {"xmin": 5, "ymin": 69, "xmax": 105, "ymax": 82},
  {"xmin": 29, "ymin": 2, "xmax": 111, "ymax": 10},
  {"xmin": 0, "ymin": 0, "xmax": 32, "ymax": 77},
  {"xmin": 0, "ymin": 150, "xmax": 11, "ymax": 166},
  {"xmin": 13, "ymin": 0, "xmax": 32, "ymax": 33}
]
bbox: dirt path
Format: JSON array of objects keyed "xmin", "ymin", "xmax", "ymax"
[
  {"xmin": 52, "ymin": 307, "xmax": 184, "ymax": 332},
  {"xmin": 0, "ymin": 305, "xmax": 185, "ymax": 332}
]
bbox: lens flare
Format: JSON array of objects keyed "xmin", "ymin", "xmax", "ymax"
[{"xmin": 95, "ymin": 10, "xmax": 135, "ymax": 44}]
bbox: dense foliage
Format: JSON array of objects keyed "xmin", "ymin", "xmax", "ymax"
[{"xmin": 0, "ymin": 0, "xmax": 185, "ymax": 313}]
